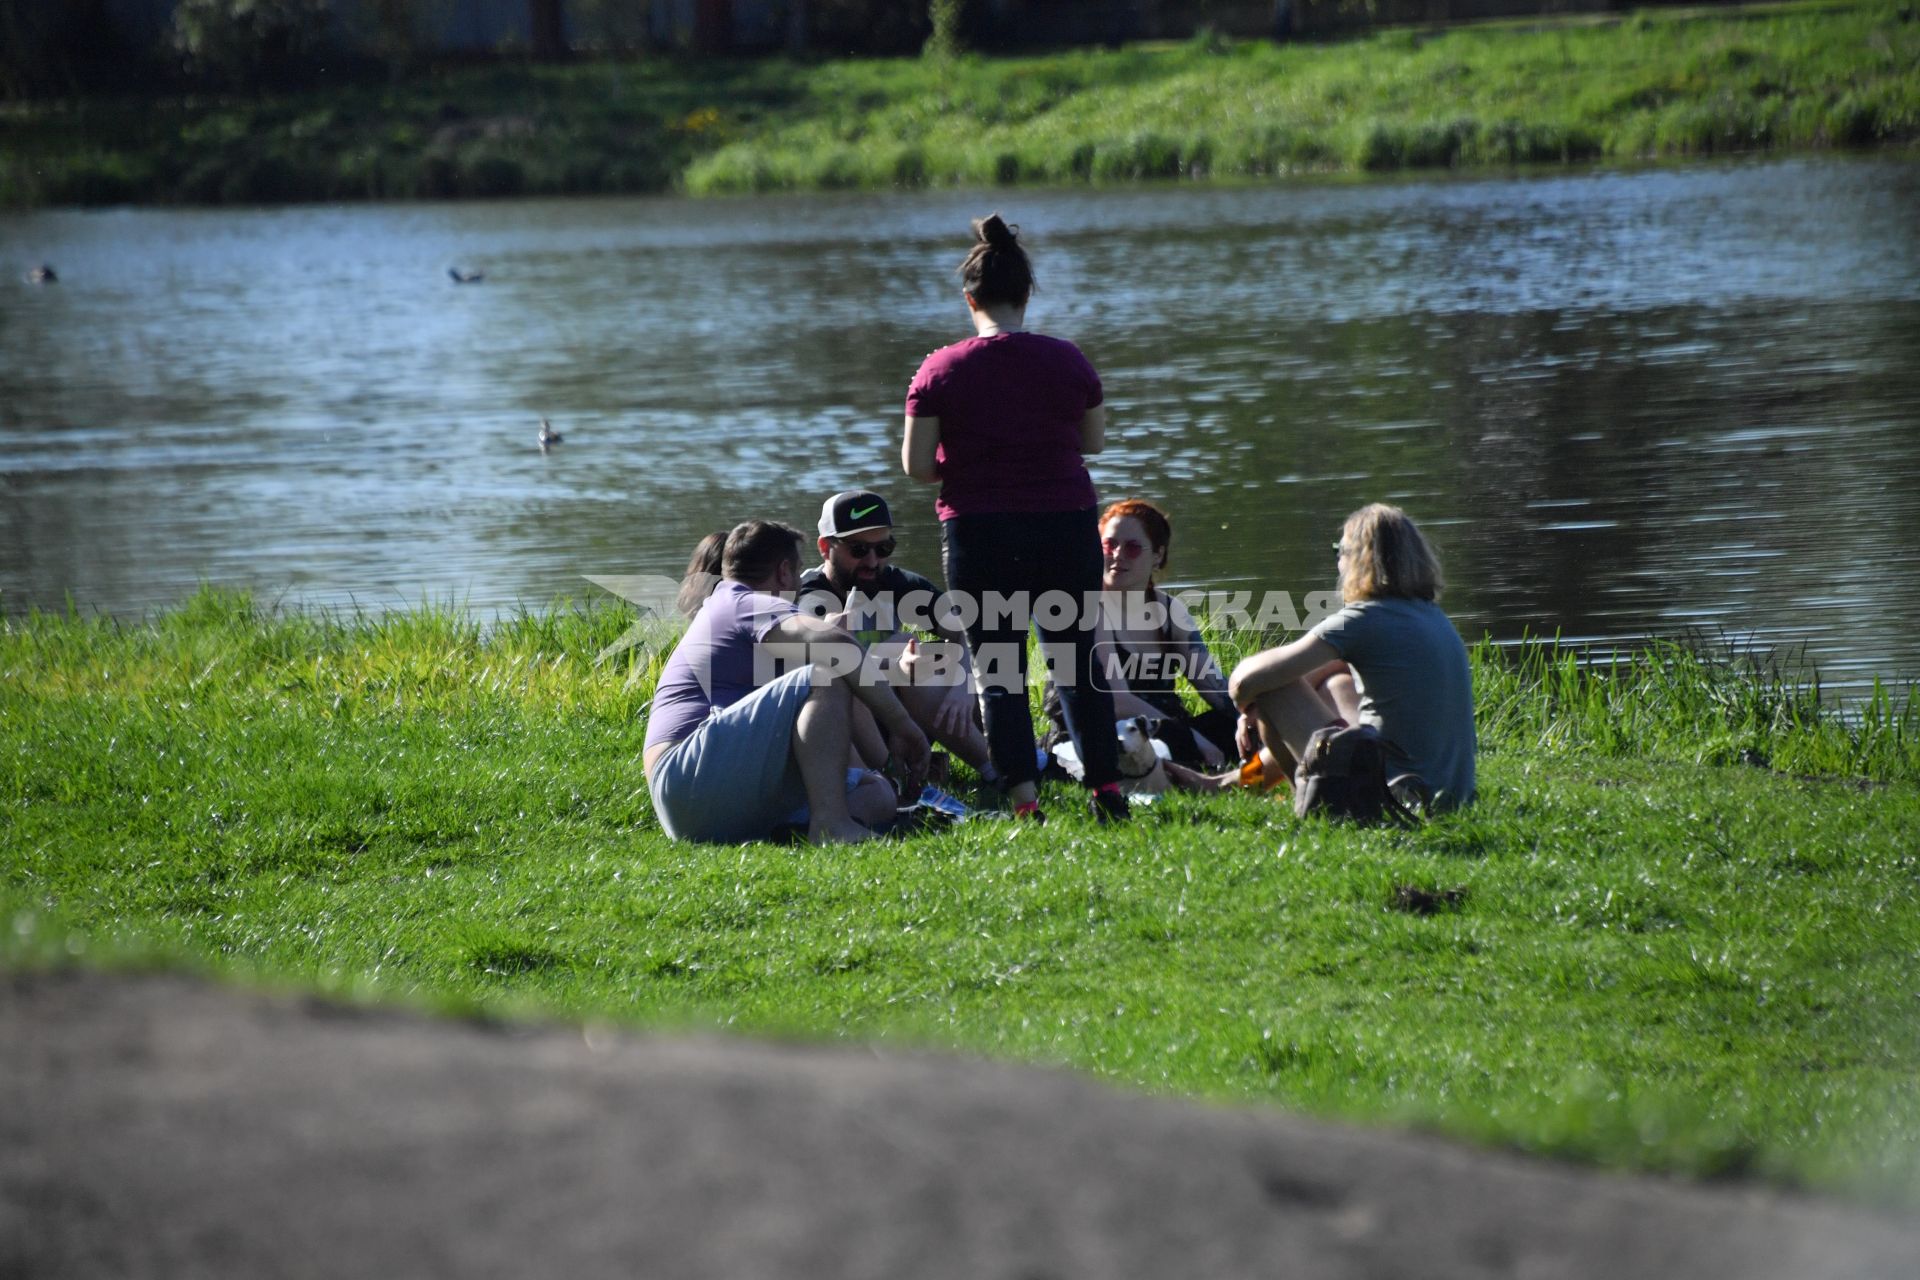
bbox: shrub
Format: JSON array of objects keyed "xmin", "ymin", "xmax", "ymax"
[
  {"xmin": 924, "ymin": 0, "xmax": 965, "ymax": 61},
  {"xmin": 1477, "ymin": 121, "xmax": 1604, "ymax": 166},
  {"xmin": 811, "ymin": 146, "xmax": 863, "ymax": 189},
  {"xmin": 1354, "ymin": 119, "xmax": 1477, "ymax": 170},
  {"xmin": 1828, "ymin": 91, "xmax": 1885, "ymax": 145},
  {"xmin": 891, "ymin": 146, "xmax": 929, "ymax": 187},
  {"xmin": 460, "ymin": 151, "xmax": 526, "ymax": 197},
  {"xmin": 43, "ymin": 152, "xmax": 146, "ymax": 206},
  {"xmin": 1090, "ymin": 132, "xmax": 1181, "ymax": 180}
]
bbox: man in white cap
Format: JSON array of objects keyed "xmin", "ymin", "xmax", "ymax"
[{"xmin": 801, "ymin": 490, "xmax": 998, "ymax": 787}]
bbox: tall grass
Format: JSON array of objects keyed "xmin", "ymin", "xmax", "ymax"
[
  {"xmin": 1473, "ymin": 633, "xmax": 1920, "ymax": 782},
  {"xmin": 5, "ymin": 587, "xmax": 1920, "ymax": 1204},
  {"xmin": 2, "ymin": 3, "xmax": 1915, "ymax": 207},
  {"xmin": 684, "ymin": 2, "xmax": 1920, "ymax": 193}
]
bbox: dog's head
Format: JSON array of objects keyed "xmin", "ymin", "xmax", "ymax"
[{"xmin": 1115, "ymin": 716, "xmax": 1167, "ymax": 794}]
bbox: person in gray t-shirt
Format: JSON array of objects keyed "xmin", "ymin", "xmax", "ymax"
[{"xmin": 1227, "ymin": 504, "xmax": 1476, "ymax": 810}]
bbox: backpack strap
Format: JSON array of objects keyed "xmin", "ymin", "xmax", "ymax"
[{"xmin": 1383, "ymin": 772, "xmax": 1431, "ymax": 826}]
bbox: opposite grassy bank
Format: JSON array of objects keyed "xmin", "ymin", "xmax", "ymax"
[
  {"xmin": 2, "ymin": 1, "xmax": 1916, "ymax": 207},
  {"xmin": 4, "ymin": 587, "xmax": 1919, "ymax": 1208}
]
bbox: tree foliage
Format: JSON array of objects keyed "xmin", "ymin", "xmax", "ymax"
[{"xmin": 170, "ymin": 0, "xmax": 333, "ymax": 90}]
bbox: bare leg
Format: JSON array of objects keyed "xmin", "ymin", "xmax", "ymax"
[
  {"xmin": 1250, "ymin": 678, "xmax": 1342, "ymax": 765},
  {"xmin": 792, "ymin": 677, "xmax": 874, "ymax": 844},
  {"xmin": 847, "ymin": 773, "xmax": 898, "ymax": 827},
  {"xmin": 848, "ymin": 698, "xmax": 889, "ymax": 770},
  {"xmin": 1163, "ymin": 759, "xmax": 1235, "ymax": 793},
  {"xmin": 1161, "ymin": 672, "xmax": 1344, "ymax": 795},
  {"xmin": 1309, "ymin": 661, "xmax": 1361, "ymax": 724},
  {"xmin": 896, "ymin": 682, "xmax": 992, "ymax": 772},
  {"xmin": 1324, "ymin": 676, "xmax": 1359, "ymax": 724},
  {"xmin": 1162, "ymin": 747, "xmax": 1285, "ymax": 794}
]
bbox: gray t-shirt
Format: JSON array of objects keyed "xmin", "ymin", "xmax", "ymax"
[
  {"xmin": 644, "ymin": 580, "xmax": 798, "ymax": 753},
  {"xmin": 1309, "ymin": 597, "xmax": 1476, "ymax": 809}
]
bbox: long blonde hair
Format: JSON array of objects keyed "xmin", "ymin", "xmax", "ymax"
[{"xmin": 1339, "ymin": 504, "xmax": 1444, "ymax": 603}]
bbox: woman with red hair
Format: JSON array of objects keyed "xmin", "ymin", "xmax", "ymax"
[{"xmin": 1043, "ymin": 498, "xmax": 1239, "ymax": 774}]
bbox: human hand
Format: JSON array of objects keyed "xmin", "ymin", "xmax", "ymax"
[
  {"xmin": 930, "ymin": 681, "xmax": 973, "ymax": 739},
  {"xmin": 1235, "ymin": 712, "xmax": 1260, "ymax": 761},
  {"xmin": 895, "ymin": 634, "xmax": 925, "ymax": 678},
  {"xmin": 887, "ymin": 721, "xmax": 932, "ymax": 799}
]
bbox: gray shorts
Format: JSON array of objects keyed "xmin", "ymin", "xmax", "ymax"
[{"xmin": 650, "ymin": 665, "xmax": 857, "ymax": 843}]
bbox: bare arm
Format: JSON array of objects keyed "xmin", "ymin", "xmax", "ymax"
[
  {"xmin": 764, "ymin": 613, "xmax": 926, "ymax": 768},
  {"xmin": 1227, "ymin": 634, "xmax": 1341, "ymax": 709},
  {"xmin": 761, "ymin": 614, "xmax": 865, "ymax": 688},
  {"xmin": 1078, "ymin": 404, "xmax": 1107, "ymax": 455},
  {"xmin": 903, "ymin": 415, "xmax": 941, "ymax": 483},
  {"xmin": 1166, "ymin": 601, "xmax": 1237, "ymax": 716}
]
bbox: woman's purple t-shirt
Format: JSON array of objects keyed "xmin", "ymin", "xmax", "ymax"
[{"xmin": 904, "ymin": 332, "xmax": 1103, "ymax": 520}]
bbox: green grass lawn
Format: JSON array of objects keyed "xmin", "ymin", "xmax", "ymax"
[
  {"xmin": 4, "ymin": 587, "xmax": 1918, "ymax": 1208},
  {"xmin": 3, "ymin": 1, "xmax": 1916, "ymax": 205}
]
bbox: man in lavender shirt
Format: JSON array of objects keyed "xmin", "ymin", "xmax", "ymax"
[{"xmin": 643, "ymin": 521, "xmax": 930, "ymax": 844}]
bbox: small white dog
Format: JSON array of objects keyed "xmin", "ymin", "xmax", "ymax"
[
  {"xmin": 1114, "ymin": 716, "xmax": 1170, "ymax": 796},
  {"xmin": 1051, "ymin": 715, "xmax": 1171, "ymax": 795}
]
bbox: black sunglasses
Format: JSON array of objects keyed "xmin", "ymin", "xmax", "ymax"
[{"xmin": 838, "ymin": 537, "xmax": 896, "ymax": 560}]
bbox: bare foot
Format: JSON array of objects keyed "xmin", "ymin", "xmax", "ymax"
[{"xmin": 807, "ymin": 817, "xmax": 876, "ymax": 845}]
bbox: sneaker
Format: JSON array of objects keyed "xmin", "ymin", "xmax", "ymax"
[
  {"xmin": 916, "ymin": 785, "xmax": 971, "ymax": 821},
  {"xmin": 1088, "ymin": 788, "xmax": 1131, "ymax": 825}
]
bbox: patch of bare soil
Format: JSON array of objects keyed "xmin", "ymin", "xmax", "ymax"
[{"xmin": 4, "ymin": 970, "xmax": 1916, "ymax": 1279}]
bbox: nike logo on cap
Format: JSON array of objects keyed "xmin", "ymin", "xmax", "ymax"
[{"xmin": 850, "ymin": 503, "xmax": 880, "ymax": 519}]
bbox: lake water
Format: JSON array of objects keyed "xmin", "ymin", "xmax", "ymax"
[{"xmin": 4, "ymin": 155, "xmax": 1919, "ymax": 692}]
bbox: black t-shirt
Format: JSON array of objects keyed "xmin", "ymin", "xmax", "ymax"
[{"xmin": 797, "ymin": 563, "xmax": 946, "ymax": 642}]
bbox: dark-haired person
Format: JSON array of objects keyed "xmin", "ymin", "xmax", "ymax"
[
  {"xmin": 1226, "ymin": 503, "xmax": 1476, "ymax": 810},
  {"xmin": 901, "ymin": 213, "xmax": 1126, "ymax": 824},
  {"xmin": 675, "ymin": 529, "xmax": 728, "ymax": 619},
  {"xmin": 1042, "ymin": 498, "xmax": 1239, "ymax": 774},
  {"xmin": 643, "ymin": 520, "xmax": 931, "ymax": 844},
  {"xmin": 799, "ymin": 490, "xmax": 998, "ymax": 786}
]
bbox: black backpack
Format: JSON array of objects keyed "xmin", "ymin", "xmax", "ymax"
[{"xmin": 1292, "ymin": 724, "xmax": 1426, "ymax": 826}]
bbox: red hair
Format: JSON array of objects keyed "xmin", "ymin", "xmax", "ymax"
[{"xmin": 1100, "ymin": 498, "xmax": 1173, "ymax": 568}]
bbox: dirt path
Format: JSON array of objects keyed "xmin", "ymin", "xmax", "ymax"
[{"xmin": 4, "ymin": 970, "xmax": 1915, "ymax": 1279}]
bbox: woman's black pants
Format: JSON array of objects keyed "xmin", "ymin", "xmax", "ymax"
[{"xmin": 942, "ymin": 507, "xmax": 1120, "ymax": 789}]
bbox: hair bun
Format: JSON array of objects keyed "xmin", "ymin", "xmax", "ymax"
[{"xmin": 974, "ymin": 213, "xmax": 1018, "ymax": 249}]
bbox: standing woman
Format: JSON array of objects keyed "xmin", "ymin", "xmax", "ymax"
[{"xmin": 901, "ymin": 214, "xmax": 1127, "ymax": 823}]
